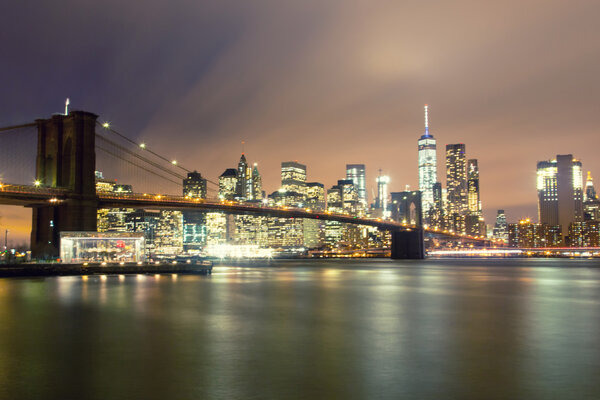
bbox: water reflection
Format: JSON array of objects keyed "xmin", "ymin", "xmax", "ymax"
[{"xmin": 0, "ymin": 259, "xmax": 599, "ymax": 399}]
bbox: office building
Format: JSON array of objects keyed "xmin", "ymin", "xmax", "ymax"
[
  {"xmin": 183, "ymin": 171, "xmax": 207, "ymax": 198},
  {"xmin": 493, "ymin": 210, "xmax": 508, "ymax": 241},
  {"xmin": 466, "ymin": 159, "xmax": 484, "ymax": 236},
  {"xmin": 346, "ymin": 164, "xmax": 367, "ymax": 209},
  {"xmin": 418, "ymin": 104, "xmax": 437, "ymax": 219},
  {"xmin": 281, "ymin": 161, "xmax": 307, "ymax": 195},
  {"xmin": 182, "ymin": 171, "xmax": 207, "ymax": 252},
  {"xmin": 446, "ymin": 144, "xmax": 467, "ymax": 233},
  {"xmin": 219, "ymin": 168, "xmax": 238, "ymax": 200},
  {"xmin": 374, "ymin": 173, "xmax": 390, "ymax": 218},
  {"xmin": 584, "ymin": 171, "xmax": 600, "ymax": 221},
  {"xmin": 537, "ymin": 154, "xmax": 583, "ymax": 241},
  {"xmin": 507, "ymin": 218, "xmax": 562, "ymax": 248}
]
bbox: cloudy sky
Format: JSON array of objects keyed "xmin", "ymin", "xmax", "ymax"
[{"xmin": 1, "ymin": 0, "xmax": 600, "ymax": 243}]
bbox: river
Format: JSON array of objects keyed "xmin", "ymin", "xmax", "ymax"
[{"xmin": 1, "ymin": 258, "xmax": 599, "ymax": 399}]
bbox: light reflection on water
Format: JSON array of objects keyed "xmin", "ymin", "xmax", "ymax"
[{"xmin": 0, "ymin": 258, "xmax": 599, "ymax": 399}]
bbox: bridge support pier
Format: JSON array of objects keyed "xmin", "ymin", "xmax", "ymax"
[
  {"xmin": 31, "ymin": 111, "xmax": 98, "ymax": 260},
  {"xmin": 390, "ymin": 230, "xmax": 425, "ymax": 259}
]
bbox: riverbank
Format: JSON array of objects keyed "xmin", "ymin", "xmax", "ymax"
[{"xmin": 0, "ymin": 261, "xmax": 212, "ymax": 277}]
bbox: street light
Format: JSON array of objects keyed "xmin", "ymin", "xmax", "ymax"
[{"xmin": 34, "ymin": 180, "xmax": 41, "ymax": 187}]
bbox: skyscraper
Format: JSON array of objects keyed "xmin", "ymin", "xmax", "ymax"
[
  {"xmin": 281, "ymin": 161, "xmax": 307, "ymax": 195},
  {"xmin": 183, "ymin": 171, "xmax": 207, "ymax": 199},
  {"xmin": 251, "ymin": 163, "xmax": 263, "ymax": 201},
  {"xmin": 182, "ymin": 171, "xmax": 207, "ymax": 252},
  {"xmin": 467, "ymin": 159, "xmax": 481, "ymax": 215},
  {"xmin": 584, "ymin": 171, "xmax": 600, "ymax": 221},
  {"xmin": 304, "ymin": 182, "xmax": 326, "ymax": 248},
  {"xmin": 374, "ymin": 173, "xmax": 390, "ymax": 219},
  {"xmin": 235, "ymin": 154, "xmax": 252, "ymax": 200},
  {"xmin": 466, "ymin": 159, "xmax": 484, "ymax": 236},
  {"xmin": 219, "ymin": 168, "xmax": 237, "ymax": 200},
  {"xmin": 418, "ymin": 105, "xmax": 437, "ymax": 220},
  {"xmin": 446, "ymin": 144, "xmax": 467, "ymax": 232},
  {"xmin": 493, "ymin": 210, "xmax": 508, "ymax": 241},
  {"xmin": 346, "ymin": 164, "xmax": 367, "ymax": 209},
  {"xmin": 537, "ymin": 154, "xmax": 583, "ymax": 240}
]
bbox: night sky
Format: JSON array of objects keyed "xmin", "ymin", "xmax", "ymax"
[{"xmin": 1, "ymin": 0, "xmax": 600, "ymax": 244}]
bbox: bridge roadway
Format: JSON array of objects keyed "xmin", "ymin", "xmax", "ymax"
[{"xmin": 0, "ymin": 183, "xmax": 496, "ymax": 243}]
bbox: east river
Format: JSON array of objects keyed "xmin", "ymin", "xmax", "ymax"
[{"xmin": 1, "ymin": 259, "xmax": 599, "ymax": 399}]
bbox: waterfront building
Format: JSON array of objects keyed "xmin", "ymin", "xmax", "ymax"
[
  {"xmin": 346, "ymin": 164, "xmax": 367, "ymax": 210},
  {"xmin": 507, "ymin": 219, "xmax": 562, "ymax": 248},
  {"xmin": 446, "ymin": 144, "xmax": 468, "ymax": 233},
  {"xmin": 304, "ymin": 182, "xmax": 326, "ymax": 248},
  {"xmin": 154, "ymin": 210, "xmax": 184, "ymax": 256},
  {"xmin": 97, "ymin": 182, "xmax": 135, "ymax": 232},
  {"xmin": 205, "ymin": 212, "xmax": 230, "ymax": 245},
  {"xmin": 219, "ymin": 168, "xmax": 238, "ymax": 200},
  {"xmin": 418, "ymin": 105, "xmax": 437, "ymax": 220},
  {"xmin": 182, "ymin": 171, "xmax": 207, "ymax": 252},
  {"xmin": 281, "ymin": 161, "xmax": 307, "ymax": 195},
  {"xmin": 125, "ymin": 210, "xmax": 160, "ymax": 254},
  {"xmin": 537, "ymin": 154, "xmax": 583, "ymax": 241},
  {"xmin": 325, "ymin": 180, "xmax": 362, "ymax": 248},
  {"xmin": 233, "ymin": 214, "xmax": 269, "ymax": 246},
  {"xmin": 265, "ymin": 188, "xmax": 305, "ymax": 249},
  {"xmin": 493, "ymin": 210, "xmax": 508, "ymax": 241}
]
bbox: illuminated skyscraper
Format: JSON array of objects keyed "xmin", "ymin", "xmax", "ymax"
[
  {"xmin": 251, "ymin": 163, "xmax": 263, "ymax": 201},
  {"xmin": 493, "ymin": 210, "xmax": 508, "ymax": 241},
  {"xmin": 446, "ymin": 144, "xmax": 467, "ymax": 233},
  {"xmin": 584, "ymin": 172, "xmax": 600, "ymax": 221},
  {"xmin": 235, "ymin": 154, "xmax": 253, "ymax": 200},
  {"xmin": 585, "ymin": 171, "xmax": 597, "ymax": 202},
  {"xmin": 537, "ymin": 154, "xmax": 583, "ymax": 240},
  {"xmin": 346, "ymin": 164, "xmax": 367, "ymax": 209},
  {"xmin": 182, "ymin": 171, "xmax": 207, "ymax": 252},
  {"xmin": 467, "ymin": 159, "xmax": 481, "ymax": 215},
  {"xmin": 304, "ymin": 182, "xmax": 326, "ymax": 248},
  {"xmin": 281, "ymin": 161, "xmax": 307, "ymax": 195},
  {"xmin": 466, "ymin": 159, "xmax": 484, "ymax": 236},
  {"xmin": 219, "ymin": 169, "xmax": 237, "ymax": 200},
  {"xmin": 183, "ymin": 171, "xmax": 207, "ymax": 199},
  {"xmin": 375, "ymin": 173, "xmax": 390, "ymax": 212},
  {"xmin": 418, "ymin": 105, "xmax": 437, "ymax": 219}
]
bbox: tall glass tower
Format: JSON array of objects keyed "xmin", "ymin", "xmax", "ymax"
[
  {"xmin": 346, "ymin": 164, "xmax": 367, "ymax": 208},
  {"xmin": 418, "ymin": 104, "xmax": 437, "ymax": 218}
]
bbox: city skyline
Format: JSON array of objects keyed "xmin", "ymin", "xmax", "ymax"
[{"xmin": 2, "ymin": 0, "xmax": 600, "ymax": 243}]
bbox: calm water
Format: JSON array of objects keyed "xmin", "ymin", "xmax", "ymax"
[{"xmin": 1, "ymin": 259, "xmax": 600, "ymax": 400}]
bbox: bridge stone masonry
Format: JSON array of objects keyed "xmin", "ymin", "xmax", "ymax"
[{"xmin": 0, "ymin": 110, "xmax": 497, "ymax": 260}]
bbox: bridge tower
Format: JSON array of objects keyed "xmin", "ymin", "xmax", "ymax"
[
  {"xmin": 390, "ymin": 190, "xmax": 425, "ymax": 259},
  {"xmin": 31, "ymin": 111, "xmax": 98, "ymax": 259}
]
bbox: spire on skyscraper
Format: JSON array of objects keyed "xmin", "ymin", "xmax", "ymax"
[{"xmin": 424, "ymin": 104, "xmax": 429, "ymax": 136}]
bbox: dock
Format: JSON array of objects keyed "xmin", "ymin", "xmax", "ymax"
[{"xmin": 0, "ymin": 261, "xmax": 212, "ymax": 278}]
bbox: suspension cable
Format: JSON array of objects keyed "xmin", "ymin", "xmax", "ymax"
[
  {"xmin": 96, "ymin": 145, "xmax": 183, "ymax": 187},
  {"xmin": 96, "ymin": 133, "xmax": 186, "ymax": 181}
]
